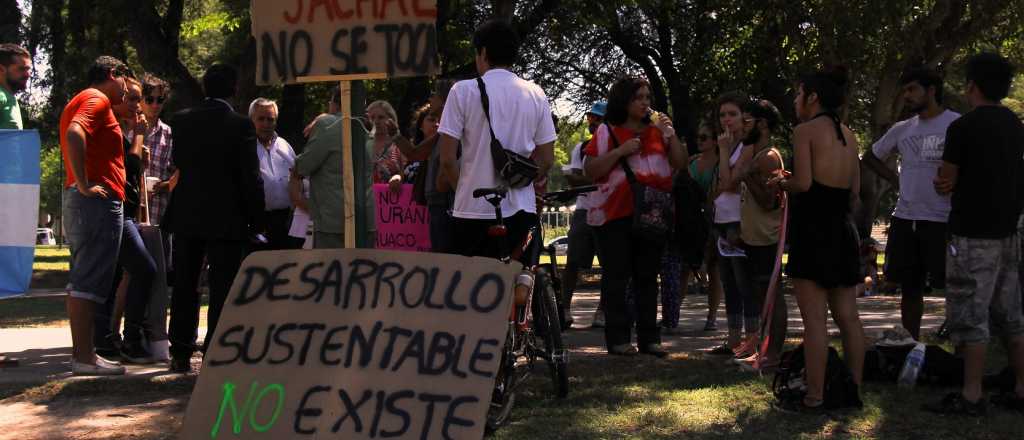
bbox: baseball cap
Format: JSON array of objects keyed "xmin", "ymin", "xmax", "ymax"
[{"xmin": 587, "ymin": 101, "xmax": 607, "ymax": 117}]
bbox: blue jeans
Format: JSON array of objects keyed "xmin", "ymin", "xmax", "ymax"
[
  {"xmin": 715, "ymin": 222, "xmax": 759, "ymax": 334},
  {"xmin": 94, "ymin": 218, "xmax": 157, "ymax": 346},
  {"xmin": 63, "ymin": 188, "xmax": 123, "ymax": 304}
]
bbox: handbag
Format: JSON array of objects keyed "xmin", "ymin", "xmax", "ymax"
[
  {"xmin": 605, "ymin": 124, "xmax": 675, "ymax": 241},
  {"xmin": 477, "ymin": 78, "xmax": 539, "ymax": 188}
]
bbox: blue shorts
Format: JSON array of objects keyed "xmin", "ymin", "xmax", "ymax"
[{"xmin": 63, "ymin": 188, "xmax": 123, "ymax": 304}]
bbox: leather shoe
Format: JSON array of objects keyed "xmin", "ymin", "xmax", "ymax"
[
  {"xmin": 608, "ymin": 344, "xmax": 638, "ymax": 356},
  {"xmin": 169, "ymin": 357, "xmax": 191, "ymax": 373},
  {"xmin": 639, "ymin": 343, "xmax": 669, "ymax": 358}
]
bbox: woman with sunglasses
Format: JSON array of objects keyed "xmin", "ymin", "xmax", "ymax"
[{"xmin": 688, "ymin": 120, "xmax": 723, "ymax": 331}]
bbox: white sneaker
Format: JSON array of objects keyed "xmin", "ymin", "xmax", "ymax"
[
  {"xmin": 72, "ymin": 357, "xmax": 126, "ymax": 376},
  {"xmin": 591, "ymin": 310, "xmax": 605, "ymax": 328}
]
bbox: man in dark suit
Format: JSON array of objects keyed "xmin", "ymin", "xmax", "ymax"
[{"xmin": 162, "ymin": 64, "xmax": 264, "ymax": 373}]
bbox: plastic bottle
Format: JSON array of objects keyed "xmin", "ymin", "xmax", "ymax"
[{"xmin": 897, "ymin": 342, "xmax": 927, "ymax": 388}]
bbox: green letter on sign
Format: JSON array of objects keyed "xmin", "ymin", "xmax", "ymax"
[{"xmin": 210, "ymin": 381, "xmax": 286, "ymax": 438}]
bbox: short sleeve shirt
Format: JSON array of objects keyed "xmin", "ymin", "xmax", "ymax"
[
  {"xmin": 871, "ymin": 110, "xmax": 959, "ymax": 222},
  {"xmin": 569, "ymin": 140, "xmax": 593, "ymax": 211},
  {"xmin": 583, "ymin": 124, "xmax": 673, "ymax": 226},
  {"xmin": 942, "ymin": 106, "xmax": 1024, "ymax": 239},
  {"xmin": 438, "ymin": 69, "xmax": 557, "ymax": 219},
  {"xmin": 0, "ymin": 87, "xmax": 22, "ymax": 129},
  {"xmin": 59, "ymin": 88, "xmax": 126, "ymax": 201}
]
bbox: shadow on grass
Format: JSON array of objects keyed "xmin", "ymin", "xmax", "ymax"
[
  {"xmin": 0, "ymin": 296, "xmax": 67, "ymax": 327},
  {"xmin": 491, "ymin": 349, "xmax": 1024, "ymax": 440}
]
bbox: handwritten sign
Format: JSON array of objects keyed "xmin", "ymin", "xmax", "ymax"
[
  {"xmin": 181, "ymin": 249, "xmax": 518, "ymax": 439},
  {"xmin": 375, "ymin": 183, "xmax": 431, "ymax": 252},
  {"xmin": 251, "ymin": 0, "xmax": 439, "ymax": 84}
]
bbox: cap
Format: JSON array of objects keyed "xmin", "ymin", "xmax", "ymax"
[{"xmin": 587, "ymin": 101, "xmax": 607, "ymax": 117}]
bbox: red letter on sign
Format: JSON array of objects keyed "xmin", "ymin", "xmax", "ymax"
[
  {"xmin": 284, "ymin": 0, "xmax": 305, "ymax": 24},
  {"xmin": 308, "ymin": 0, "xmax": 337, "ymax": 22},
  {"xmin": 332, "ymin": 0, "xmax": 354, "ymax": 19},
  {"xmin": 412, "ymin": 0, "xmax": 436, "ymax": 18},
  {"xmin": 355, "ymin": 0, "xmax": 373, "ymax": 19},
  {"xmin": 378, "ymin": 0, "xmax": 409, "ymax": 18}
]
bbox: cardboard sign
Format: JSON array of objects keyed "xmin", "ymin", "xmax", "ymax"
[
  {"xmin": 375, "ymin": 183, "xmax": 431, "ymax": 252},
  {"xmin": 251, "ymin": 0, "xmax": 439, "ymax": 84},
  {"xmin": 181, "ymin": 249, "xmax": 517, "ymax": 440}
]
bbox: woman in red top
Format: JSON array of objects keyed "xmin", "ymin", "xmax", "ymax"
[{"xmin": 584, "ymin": 77, "xmax": 688, "ymax": 357}]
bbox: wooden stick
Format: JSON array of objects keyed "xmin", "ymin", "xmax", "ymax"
[
  {"xmin": 296, "ymin": 73, "xmax": 388, "ymax": 83},
  {"xmin": 340, "ymin": 81, "xmax": 356, "ymax": 248}
]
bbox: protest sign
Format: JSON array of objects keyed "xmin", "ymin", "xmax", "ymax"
[
  {"xmin": 251, "ymin": 0, "xmax": 439, "ymax": 85},
  {"xmin": 0, "ymin": 130, "xmax": 40, "ymax": 297},
  {"xmin": 375, "ymin": 183, "xmax": 431, "ymax": 252},
  {"xmin": 181, "ymin": 249, "xmax": 517, "ymax": 439}
]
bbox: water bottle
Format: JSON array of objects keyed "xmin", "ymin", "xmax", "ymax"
[{"xmin": 898, "ymin": 342, "xmax": 927, "ymax": 388}]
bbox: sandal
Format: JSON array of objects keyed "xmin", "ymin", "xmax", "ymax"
[
  {"xmin": 772, "ymin": 397, "xmax": 827, "ymax": 415},
  {"xmin": 709, "ymin": 343, "xmax": 735, "ymax": 355},
  {"xmin": 923, "ymin": 392, "xmax": 987, "ymax": 416}
]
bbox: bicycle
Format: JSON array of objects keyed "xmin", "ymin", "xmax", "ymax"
[{"xmin": 474, "ymin": 184, "xmax": 596, "ymax": 432}]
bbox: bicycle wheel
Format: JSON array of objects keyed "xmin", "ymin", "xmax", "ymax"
[
  {"xmin": 533, "ymin": 268, "xmax": 569, "ymax": 398},
  {"xmin": 485, "ymin": 329, "xmax": 516, "ymax": 433}
]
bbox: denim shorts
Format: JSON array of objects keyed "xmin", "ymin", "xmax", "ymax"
[{"xmin": 63, "ymin": 188, "xmax": 123, "ymax": 304}]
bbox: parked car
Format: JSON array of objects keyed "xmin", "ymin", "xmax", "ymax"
[
  {"xmin": 36, "ymin": 228, "xmax": 55, "ymax": 245},
  {"xmin": 546, "ymin": 235, "xmax": 568, "ymax": 256}
]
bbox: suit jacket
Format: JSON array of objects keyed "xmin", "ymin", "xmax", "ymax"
[{"xmin": 163, "ymin": 99, "xmax": 265, "ymax": 240}]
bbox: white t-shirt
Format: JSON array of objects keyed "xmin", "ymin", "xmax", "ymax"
[
  {"xmin": 569, "ymin": 141, "xmax": 592, "ymax": 211},
  {"xmin": 872, "ymin": 110, "xmax": 960, "ymax": 222},
  {"xmin": 438, "ymin": 69, "xmax": 557, "ymax": 219},
  {"xmin": 713, "ymin": 143, "xmax": 746, "ymax": 224}
]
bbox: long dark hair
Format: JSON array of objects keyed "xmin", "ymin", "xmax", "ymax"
[
  {"xmin": 410, "ymin": 102, "xmax": 434, "ymax": 145},
  {"xmin": 605, "ymin": 76, "xmax": 651, "ymax": 126},
  {"xmin": 799, "ymin": 66, "xmax": 849, "ymax": 112}
]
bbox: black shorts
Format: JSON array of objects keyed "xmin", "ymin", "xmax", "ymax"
[
  {"xmin": 567, "ymin": 209, "xmax": 598, "ymax": 270},
  {"xmin": 884, "ymin": 217, "xmax": 947, "ymax": 290}
]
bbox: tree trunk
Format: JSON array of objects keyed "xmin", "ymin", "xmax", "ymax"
[
  {"xmin": 0, "ymin": 0, "xmax": 20, "ymax": 43},
  {"xmin": 124, "ymin": 0, "xmax": 204, "ymax": 109}
]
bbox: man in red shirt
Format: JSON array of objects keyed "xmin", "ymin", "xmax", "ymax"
[{"xmin": 60, "ymin": 55, "xmax": 132, "ymax": 376}]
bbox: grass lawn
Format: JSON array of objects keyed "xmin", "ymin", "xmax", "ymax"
[
  {"xmin": 30, "ymin": 245, "xmax": 70, "ymax": 290},
  {"xmin": 490, "ymin": 350, "xmax": 1022, "ymax": 440}
]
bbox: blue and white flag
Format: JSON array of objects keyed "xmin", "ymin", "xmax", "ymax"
[{"xmin": 0, "ymin": 130, "xmax": 41, "ymax": 297}]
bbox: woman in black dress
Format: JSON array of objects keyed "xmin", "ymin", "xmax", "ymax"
[{"xmin": 773, "ymin": 67, "xmax": 865, "ymax": 412}]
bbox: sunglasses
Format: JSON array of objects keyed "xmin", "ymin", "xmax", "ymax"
[{"xmin": 145, "ymin": 95, "xmax": 167, "ymax": 105}]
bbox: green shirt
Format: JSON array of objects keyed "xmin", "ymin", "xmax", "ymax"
[
  {"xmin": 0, "ymin": 87, "xmax": 23, "ymax": 129},
  {"xmin": 294, "ymin": 114, "xmax": 375, "ymax": 237}
]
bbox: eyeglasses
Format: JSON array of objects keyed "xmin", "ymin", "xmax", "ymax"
[{"xmin": 145, "ymin": 95, "xmax": 167, "ymax": 105}]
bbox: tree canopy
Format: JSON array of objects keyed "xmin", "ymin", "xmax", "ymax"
[{"xmin": 6, "ymin": 0, "xmax": 1024, "ymax": 224}]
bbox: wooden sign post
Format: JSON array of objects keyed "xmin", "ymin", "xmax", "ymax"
[{"xmin": 250, "ymin": 0, "xmax": 439, "ymax": 248}]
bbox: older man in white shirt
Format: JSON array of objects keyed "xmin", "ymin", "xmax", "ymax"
[{"xmin": 250, "ymin": 98, "xmax": 299, "ymax": 250}]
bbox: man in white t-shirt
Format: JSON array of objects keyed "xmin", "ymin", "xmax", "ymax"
[
  {"xmin": 864, "ymin": 67, "xmax": 960, "ymax": 340},
  {"xmin": 564, "ymin": 101, "xmax": 605, "ymax": 328},
  {"xmin": 437, "ymin": 19, "xmax": 556, "ymax": 259}
]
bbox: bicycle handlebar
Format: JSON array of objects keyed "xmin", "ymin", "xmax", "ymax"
[{"xmin": 541, "ymin": 185, "xmax": 598, "ymax": 204}]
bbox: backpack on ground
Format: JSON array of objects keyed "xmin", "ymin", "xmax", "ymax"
[
  {"xmin": 773, "ymin": 344, "xmax": 863, "ymax": 410},
  {"xmin": 864, "ymin": 344, "xmax": 963, "ymax": 386}
]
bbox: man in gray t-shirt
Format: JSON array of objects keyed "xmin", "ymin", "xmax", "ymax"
[{"xmin": 864, "ymin": 68, "xmax": 959, "ymax": 339}]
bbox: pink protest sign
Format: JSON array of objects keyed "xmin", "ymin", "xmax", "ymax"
[{"xmin": 374, "ymin": 183, "xmax": 431, "ymax": 252}]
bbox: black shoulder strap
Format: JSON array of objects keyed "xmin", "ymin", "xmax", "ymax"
[
  {"xmin": 477, "ymin": 78, "xmax": 505, "ymax": 157},
  {"xmin": 604, "ymin": 123, "xmax": 637, "ymax": 184}
]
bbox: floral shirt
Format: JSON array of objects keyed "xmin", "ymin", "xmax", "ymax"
[
  {"xmin": 583, "ymin": 124, "xmax": 673, "ymax": 226},
  {"xmin": 144, "ymin": 119, "xmax": 174, "ymax": 225}
]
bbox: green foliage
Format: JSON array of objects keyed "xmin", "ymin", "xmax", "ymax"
[{"xmin": 38, "ymin": 144, "xmax": 62, "ymax": 218}]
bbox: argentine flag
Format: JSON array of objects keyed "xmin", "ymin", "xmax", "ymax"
[{"xmin": 0, "ymin": 130, "xmax": 40, "ymax": 297}]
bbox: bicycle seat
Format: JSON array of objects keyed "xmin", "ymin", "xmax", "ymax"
[{"xmin": 473, "ymin": 185, "xmax": 508, "ymax": 199}]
